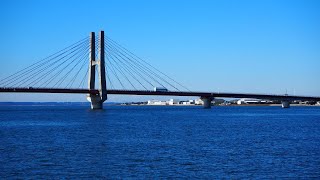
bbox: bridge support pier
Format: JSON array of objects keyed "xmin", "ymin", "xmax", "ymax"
[
  {"xmin": 87, "ymin": 94, "xmax": 103, "ymax": 109},
  {"xmin": 201, "ymin": 97, "xmax": 213, "ymax": 109},
  {"xmin": 281, "ymin": 100, "xmax": 290, "ymax": 108}
]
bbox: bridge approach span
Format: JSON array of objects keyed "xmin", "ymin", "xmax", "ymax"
[{"xmin": 1, "ymin": 88, "xmax": 319, "ymax": 103}]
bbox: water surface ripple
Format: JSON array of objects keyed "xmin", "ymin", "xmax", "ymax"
[{"xmin": 1, "ymin": 105, "xmax": 320, "ymax": 178}]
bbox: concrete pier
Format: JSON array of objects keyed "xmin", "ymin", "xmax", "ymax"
[
  {"xmin": 87, "ymin": 94, "xmax": 103, "ymax": 109},
  {"xmin": 201, "ymin": 97, "xmax": 213, "ymax": 109},
  {"xmin": 281, "ymin": 100, "xmax": 290, "ymax": 108}
]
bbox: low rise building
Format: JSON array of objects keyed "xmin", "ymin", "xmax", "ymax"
[
  {"xmin": 147, "ymin": 100, "xmax": 167, "ymax": 105},
  {"xmin": 237, "ymin": 98, "xmax": 267, "ymax": 104},
  {"xmin": 167, "ymin": 99, "xmax": 179, "ymax": 105},
  {"xmin": 195, "ymin": 99, "xmax": 204, "ymax": 105}
]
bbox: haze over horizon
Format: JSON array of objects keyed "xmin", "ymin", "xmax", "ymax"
[{"xmin": 0, "ymin": 0, "xmax": 319, "ymax": 102}]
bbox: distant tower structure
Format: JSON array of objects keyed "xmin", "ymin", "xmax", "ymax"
[{"xmin": 87, "ymin": 31, "xmax": 107, "ymax": 109}]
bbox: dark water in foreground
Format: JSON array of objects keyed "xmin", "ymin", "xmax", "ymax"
[{"xmin": 0, "ymin": 105, "xmax": 320, "ymax": 179}]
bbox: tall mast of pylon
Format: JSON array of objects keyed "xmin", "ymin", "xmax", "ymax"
[
  {"xmin": 88, "ymin": 32, "xmax": 96, "ymax": 90},
  {"xmin": 99, "ymin": 31, "xmax": 107, "ymax": 101}
]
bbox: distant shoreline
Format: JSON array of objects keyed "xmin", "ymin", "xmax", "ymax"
[
  {"xmin": 0, "ymin": 102, "xmax": 318, "ymax": 107},
  {"xmin": 120, "ymin": 104, "xmax": 319, "ymax": 107}
]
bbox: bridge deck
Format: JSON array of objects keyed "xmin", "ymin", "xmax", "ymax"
[{"xmin": 1, "ymin": 87, "xmax": 320, "ymax": 101}]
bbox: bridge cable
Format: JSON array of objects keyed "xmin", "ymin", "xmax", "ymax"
[
  {"xmin": 106, "ymin": 36, "xmax": 190, "ymax": 91},
  {"xmin": 40, "ymin": 44, "xmax": 89, "ymax": 88},
  {"xmin": 106, "ymin": 44, "xmax": 170, "ymax": 90},
  {"xmin": 108, "ymin": 52, "xmax": 151, "ymax": 90},
  {"xmin": 78, "ymin": 68, "xmax": 89, "ymax": 89},
  {"xmin": 35, "ymin": 43, "xmax": 89, "ymax": 87},
  {"xmin": 106, "ymin": 54, "xmax": 137, "ymax": 90},
  {"xmin": 67, "ymin": 50, "xmax": 90, "ymax": 88},
  {"xmin": 0, "ymin": 37, "xmax": 89, "ymax": 86},
  {"xmin": 107, "ymin": 52, "xmax": 148, "ymax": 90},
  {"xmin": 105, "ymin": 55, "xmax": 126, "ymax": 89},
  {"xmin": 106, "ymin": 36, "xmax": 188, "ymax": 91},
  {"xmin": 7, "ymin": 43, "xmax": 86, "ymax": 88},
  {"xmin": 52, "ymin": 45, "xmax": 90, "ymax": 88},
  {"xmin": 106, "ymin": 39, "xmax": 180, "ymax": 91},
  {"xmin": 106, "ymin": 47, "xmax": 152, "ymax": 89},
  {"xmin": 106, "ymin": 47, "xmax": 151, "ymax": 90},
  {"xmin": 1, "ymin": 40, "xmax": 87, "ymax": 87},
  {"xmin": 104, "ymin": 56, "xmax": 115, "ymax": 90},
  {"xmin": 106, "ymin": 71, "xmax": 114, "ymax": 90},
  {"xmin": 6, "ymin": 39, "xmax": 88, "ymax": 87},
  {"xmin": 105, "ymin": 38, "xmax": 181, "ymax": 91},
  {"xmin": 21, "ymin": 42, "xmax": 89, "ymax": 88}
]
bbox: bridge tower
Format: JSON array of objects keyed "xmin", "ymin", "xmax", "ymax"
[{"xmin": 87, "ymin": 31, "xmax": 107, "ymax": 109}]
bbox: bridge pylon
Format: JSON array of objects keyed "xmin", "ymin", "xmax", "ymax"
[{"xmin": 87, "ymin": 31, "xmax": 107, "ymax": 109}]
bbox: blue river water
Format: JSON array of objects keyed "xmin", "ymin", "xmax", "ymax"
[{"xmin": 0, "ymin": 105, "xmax": 320, "ymax": 179}]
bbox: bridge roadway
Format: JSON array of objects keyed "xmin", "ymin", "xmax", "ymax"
[{"xmin": 1, "ymin": 87, "xmax": 320, "ymax": 101}]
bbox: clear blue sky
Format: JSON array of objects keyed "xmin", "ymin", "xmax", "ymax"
[{"xmin": 0, "ymin": 0, "xmax": 319, "ymax": 102}]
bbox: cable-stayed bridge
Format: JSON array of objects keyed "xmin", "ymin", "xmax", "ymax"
[{"xmin": 0, "ymin": 31, "xmax": 319, "ymax": 109}]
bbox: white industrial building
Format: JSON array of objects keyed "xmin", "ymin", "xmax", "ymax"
[
  {"xmin": 147, "ymin": 98, "xmax": 207, "ymax": 106},
  {"xmin": 195, "ymin": 99, "xmax": 204, "ymax": 105},
  {"xmin": 180, "ymin": 100, "xmax": 196, "ymax": 105},
  {"xmin": 147, "ymin": 100, "xmax": 167, "ymax": 105},
  {"xmin": 168, "ymin": 99, "xmax": 179, "ymax": 105},
  {"xmin": 237, "ymin": 98, "xmax": 267, "ymax": 104},
  {"xmin": 181, "ymin": 101, "xmax": 190, "ymax": 105}
]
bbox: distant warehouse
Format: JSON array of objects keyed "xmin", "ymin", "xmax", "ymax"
[{"xmin": 237, "ymin": 98, "xmax": 269, "ymax": 105}]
